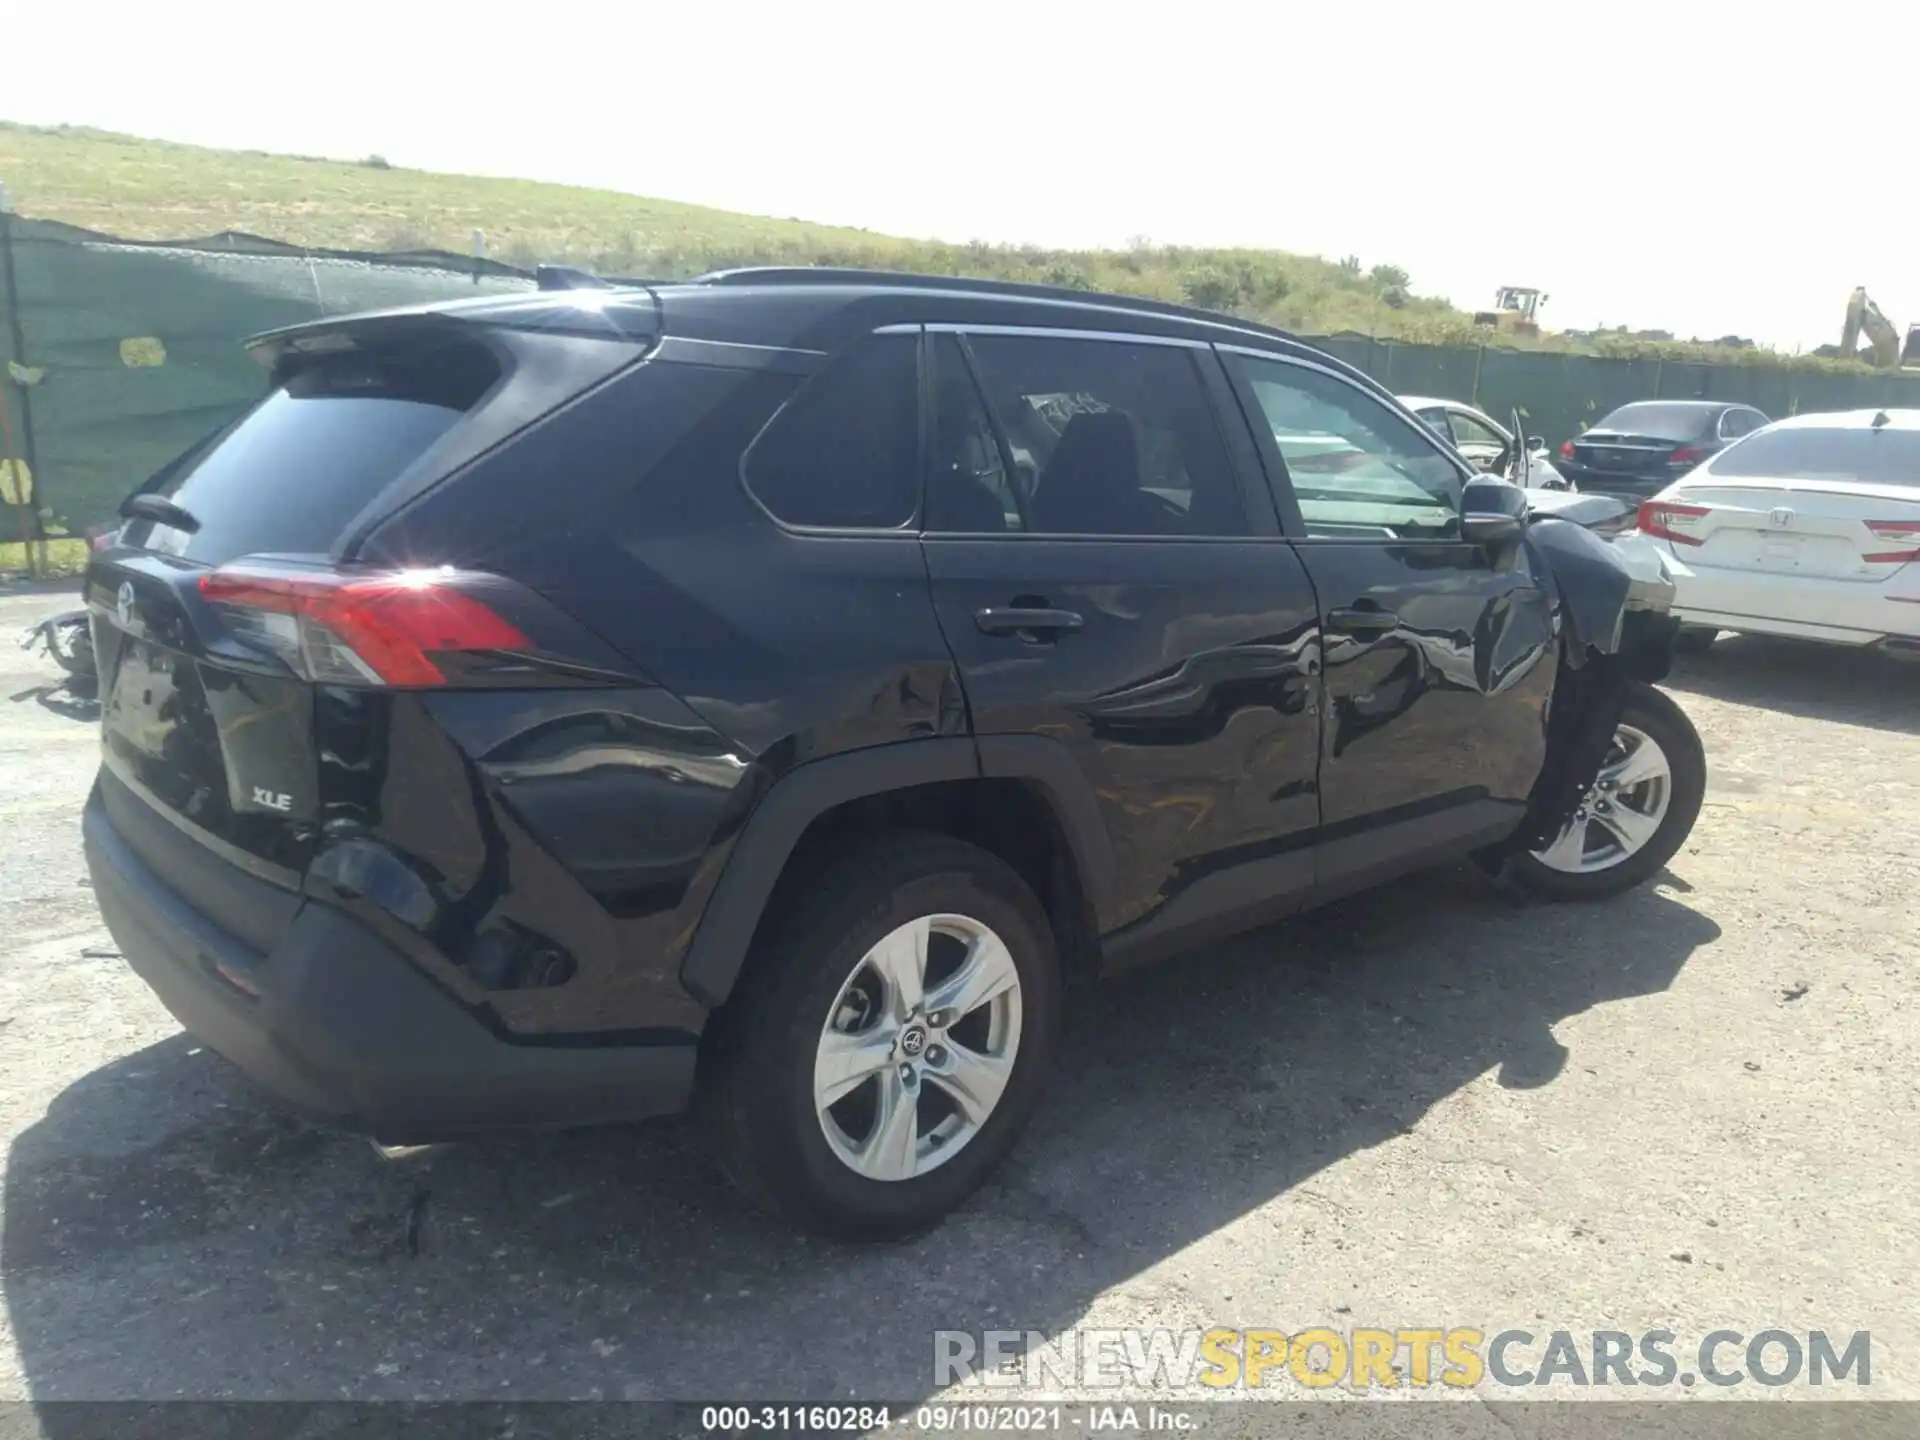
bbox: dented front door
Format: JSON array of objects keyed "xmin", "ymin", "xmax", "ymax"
[{"xmin": 1218, "ymin": 347, "xmax": 1559, "ymax": 894}]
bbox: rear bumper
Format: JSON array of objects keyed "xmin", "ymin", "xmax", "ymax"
[
  {"xmin": 1660, "ymin": 550, "xmax": 1920, "ymax": 646},
  {"xmin": 83, "ymin": 788, "xmax": 697, "ymax": 1142}
]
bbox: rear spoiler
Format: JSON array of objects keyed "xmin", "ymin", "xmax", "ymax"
[{"xmin": 245, "ymin": 285, "xmax": 664, "ymax": 367}]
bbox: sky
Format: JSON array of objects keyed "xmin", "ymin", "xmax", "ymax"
[{"xmin": 8, "ymin": 0, "xmax": 1917, "ymax": 352}]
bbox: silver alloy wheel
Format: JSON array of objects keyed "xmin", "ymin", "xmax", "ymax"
[
  {"xmin": 1532, "ymin": 722, "xmax": 1673, "ymax": 874},
  {"xmin": 813, "ymin": 913, "xmax": 1023, "ymax": 1182}
]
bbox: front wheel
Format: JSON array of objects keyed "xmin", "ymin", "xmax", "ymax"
[{"xmin": 1511, "ymin": 687, "xmax": 1705, "ymax": 901}]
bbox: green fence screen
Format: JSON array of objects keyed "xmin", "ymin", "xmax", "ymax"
[
  {"xmin": 1311, "ymin": 334, "xmax": 1920, "ymax": 456},
  {"xmin": 5, "ymin": 214, "xmax": 1920, "ymax": 542}
]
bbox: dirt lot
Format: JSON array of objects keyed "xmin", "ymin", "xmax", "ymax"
[{"xmin": 1, "ymin": 584, "xmax": 1916, "ymax": 1412}]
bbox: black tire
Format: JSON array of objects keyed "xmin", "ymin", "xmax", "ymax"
[
  {"xmin": 1673, "ymin": 625, "xmax": 1718, "ymax": 657},
  {"xmin": 1510, "ymin": 686, "xmax": 1705, "ymax": 902},
  {"xmin": 700, "ymin": 831, "xmax": 1062, "ymax": 1241}
]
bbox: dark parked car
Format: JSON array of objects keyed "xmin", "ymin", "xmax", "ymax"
[
  {"xmin": 81, "ymin": 270, "xmax": 1704, "ymax": 1239},
  {"xmin": 1556, "ymin": 400, "xmax": 1769, "ymax": 498}
]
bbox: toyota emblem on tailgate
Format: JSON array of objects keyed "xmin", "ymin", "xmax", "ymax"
[
  {"xmin": 115, "ymin": 582, "xmax": 135, "ymax": 628},
  {"xmin": 1769, "ymin": 507, "xmax": 1794, "ymax": 528}
]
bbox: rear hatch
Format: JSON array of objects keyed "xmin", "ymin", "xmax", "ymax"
[{"xmin": 89, "ymin": 295, "xmax": 658, "ymax": 920}]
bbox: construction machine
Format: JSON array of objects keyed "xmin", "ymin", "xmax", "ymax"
[
  {"xmin": 1474, "ymin": 286, "xmax": 1548, "ymax": 336},
  {"xmin": 1840, "ymin": 287, "xmax": 1920, "ymax": 369}
]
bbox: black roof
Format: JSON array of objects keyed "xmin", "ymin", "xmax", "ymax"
[
  {"xmin": 249, "ymin": 265, "xmax": 1385, "ymax": 400},
  {"xmin": 691, "ymin": 267, "xmax": 1304, "ymax": 344}
]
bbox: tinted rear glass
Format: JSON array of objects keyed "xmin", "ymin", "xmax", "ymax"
[
  {"xmin": 125, "ymin": 335, "xmax": 501, "ymax": 562},
  {"xmin": 1593, "ymin": 403, "xmax": 1717, "ymax": 440},
  {"xmin": 1709, "ymin": 428, "xmax": 1920, "ymax": 488}
]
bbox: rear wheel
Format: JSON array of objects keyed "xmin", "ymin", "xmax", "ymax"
[
  {"xmin": 1512, "ymin": 687, "xmax": 1705, "ymax": 901},
  {"xmin": 702, "ymin": 833, "xmax": 1061, "ymax": 1241}
]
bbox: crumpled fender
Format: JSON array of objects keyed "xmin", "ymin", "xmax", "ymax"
[
  {"xmin": 1497, "ymin": 518, "xmax": 1682, "ymax": 853},
  {"xmin": 1522, "ymin": 517, "xmax": 1674, "ymax": 662}
]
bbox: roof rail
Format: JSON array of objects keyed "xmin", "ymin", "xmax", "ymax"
[
  {"xmin": 689, "ymin": 266, "xmax": 1301, "ymax": 345},
  {"xmin": 535, "ymin": 264, "xmax": 612, "ymax": 291}
]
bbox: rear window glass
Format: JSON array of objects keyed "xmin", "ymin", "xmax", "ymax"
[
  {"xmin": 126, "ymin": 336, "xmax": 500, "ymax": 562},
  {"xmin": 742, "ymin": 334, "xmax": 919, "ymax": 529},
  {"xmin": 1709, "ymin": 428, "xmax": 1920, "ymax": 488},
  {"xmin": 1593, "ymin": 403, "xmax": 1717, "ymax": 440}
]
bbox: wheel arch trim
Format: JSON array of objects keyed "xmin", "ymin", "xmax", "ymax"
[{"xmin": 678, "ymin": 736, "xmax": 1113, "ymax": 1009}]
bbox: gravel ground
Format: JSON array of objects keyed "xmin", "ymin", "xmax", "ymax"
[{"xmin": 1, "ymin": 586, "xmax": 1916, "ymax": 1417}]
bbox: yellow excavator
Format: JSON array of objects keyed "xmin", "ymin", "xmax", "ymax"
[{"xmin": 1840, "ymin": 287, "xmax": 1920, "ymax": 368}]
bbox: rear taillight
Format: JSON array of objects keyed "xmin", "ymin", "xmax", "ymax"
[
  {"xmin": 199, "ymin": 562, "xmax": 531, "ymax": 686},
  {"xmin": 1558, "ymin": 440, "xmax": 1575, "ymax": 461},
  {"xmin": 1864, "ymin": 520, "xmax": 1920, "ymax": 564},
  {"xmin": 1667, "ymin": 445, "xmax": 1709, "ymax": 467},
  {"xmin": 1637, "ymin": 499, "xmax": 1710, "ymax": 546}
]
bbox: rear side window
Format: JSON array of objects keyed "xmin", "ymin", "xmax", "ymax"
[
  {"xmin": 742, "ymin": 333, "xmax": 919, "ymax": 529},
  {"xmin": 1708, "ymin": 427, "xmax": 1920, "ymax": 488},
  {"xmin": 927, "ymin": 336, "xmax": 1026, "ymax": 533},
  {"xmin": 958, "ymin": 334, "xmax": 1246, "ymax": 537},
  {"xmin": 128, "ymin": 335, "xmax": 500, "ymax": 563}
]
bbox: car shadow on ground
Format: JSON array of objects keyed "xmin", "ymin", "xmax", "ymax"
[
  {"xmin": 1666, "ymin": 633, "xmax": 1920, "ymax": 735},
  {"xmin": 3, "ymin": 865, "xmax": 1718, "ymax": 1403},
  {"xmin": 7, "ymin": 683, "xmax": 100, "ymax": 723}
]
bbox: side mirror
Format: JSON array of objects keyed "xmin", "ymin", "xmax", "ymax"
[
  {"xmin": 1525, "ymin": 436, "xmax": 1546, "ymax": 452},
  {"xmin": 1461, "ymin": 474, "xmax": 1528, "ymax": 548}
]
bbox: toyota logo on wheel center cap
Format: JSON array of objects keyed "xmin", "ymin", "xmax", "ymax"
[{"xmin": 899, "ymin": 1026, "xmax": 927, "ymax": 1058}]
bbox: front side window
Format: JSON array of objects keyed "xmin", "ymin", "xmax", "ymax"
[
  {"xmin": 958, "ymin": 334, "xmax": 1247, "ymax": 537},
  {"xmin": 1449, "ymin": 410, "xmax": 1505, "ymax": 449},
  {"xmin": 1231, "ymin": 355, "xmax": 1464, "ymax": 540},
  {"xmin": 743, "ymin": 333, "xmax": 919, "ymax": 529},
  {"xmin": 1718, "ymin": 409, "xmax": 1766, "ymax": 440}
]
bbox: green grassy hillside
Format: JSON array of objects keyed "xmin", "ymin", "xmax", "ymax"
[
  {"xmin": 0, "ymin": 121, "xmax": 1480, "ymax": 341},
  {"xmin": 0, "ymin": 120, "xmax": 1872, "ymax": 370}
]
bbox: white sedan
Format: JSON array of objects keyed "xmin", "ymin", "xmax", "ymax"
[
  {"xmin": 1627, "ymin": 408, "xmax": 1920, "ymax": 656},
  {"xmin": 1400, "ymin": 395, "xmax": 1569, "ymax": 489}
]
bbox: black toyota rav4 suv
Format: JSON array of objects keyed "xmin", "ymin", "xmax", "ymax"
[{"xmin": 83, "ymin": 270, "xmax": 1704, "ymax": 1239}]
